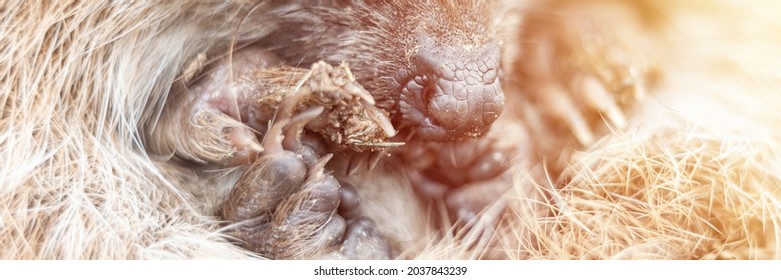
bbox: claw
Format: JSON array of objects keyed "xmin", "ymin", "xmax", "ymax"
[
  {"xmin": 283, "ymin": 106, "xmax": 325, "ymax": 152},
  {"xmin": 627, "ymin": 66, "xmax": 651, "ymax": 102},
  {"xmin": 349, "ymin": 150, "xmax": 390, "ymax": 175},
  {"xmin": 260, "ymin": 118, "xmax": 289, "ymax": 154},
  {"xmin": 578, "ymin": 75, "xmax": 626, "ymax": 128},
  {"xmin": 367, "ymin": 150, "xmax": 385, "ymax": 171},
  {"xmin": 345, "ymin": 83, "xmax": 376, "ymax": 105},
  {"xmin": 362, "ymin": 100, "xmax": 396, "ymax": 138},
  {"xmin": 224, "ymin": 125, "xmax": 264, "ymax": 165},
  {"xmin": 275, "ymin": 89, "xmax": 306, "ymax": 123},
  {"xmin": 346, "ymin": 153, "xmax": 368, "ymax": 176},
  {"xmin": 307, "ymin": 153, "xmax": 334, "ymax": 179},
  {"xmin": 543, "ymin": 84, "xmax": 594, "ymax": 146}
]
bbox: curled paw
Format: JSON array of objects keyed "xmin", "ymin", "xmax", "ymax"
[
  {"xmin": 148, "ymin": 46, "xmax": 398, "ymax": 258},
  {"xmin": 513, "ymin": 1, "xmax": 660, "ymax": 152},
  {"xmin": 144, "ymin": 46, "xmax": 282, "ymax": 166},
  {"xmin": 221, "ymin": 95, "xmax": 391, "ymax": 259}
]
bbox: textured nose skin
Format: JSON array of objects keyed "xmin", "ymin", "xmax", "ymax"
[{"xmin": 412, "ymin": 38, "xmax": 504, "ymax": 140}]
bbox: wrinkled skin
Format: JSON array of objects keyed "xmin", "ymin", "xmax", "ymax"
[{"xmin": 395, "ymin": 36, "xmax": 504, "ymax": 141}]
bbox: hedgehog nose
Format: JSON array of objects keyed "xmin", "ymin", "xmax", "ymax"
[
  {"xmin": 426, "ymin": 78, "xmax": 504, "ymax": 137},
  {"xmin": 419, "ymin": 44, "xmax": 503, "ymax": 129}
]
